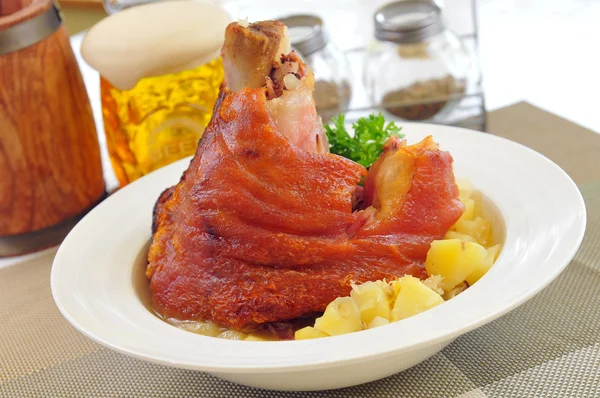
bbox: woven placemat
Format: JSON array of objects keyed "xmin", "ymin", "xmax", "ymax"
[
  {"xmin": 2, "ymin": 103, "xmax": 600, "ymax": 397},
  {"xmin": 0, "ymin": 182, "xmax": 598, "ymax": 397},
  {"xmin": 487, "ymin": 102, "xmax": 600, "ymax": 185}
]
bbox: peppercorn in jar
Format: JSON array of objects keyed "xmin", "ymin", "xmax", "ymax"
[{"xmin": 364, "ymin": 0, "xmax": 472, "ymax": 122}]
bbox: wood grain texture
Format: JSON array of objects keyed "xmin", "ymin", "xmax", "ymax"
[{"xmin": 0, "ymin": 23, "xmax": 105, "ymax": 236}]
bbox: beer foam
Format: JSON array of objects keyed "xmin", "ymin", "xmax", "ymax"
[{"xmin": 82, "ymin": 0, "xmax": 231, "ymax": 90}]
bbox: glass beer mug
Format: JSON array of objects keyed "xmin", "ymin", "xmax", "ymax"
[
  {"xmin": 100, "ymin": 58, "xmax": 224, "ymax": 185},
  {"xmin": 83, "ymin": 0, "xmax": 231, "ymax": 187}
]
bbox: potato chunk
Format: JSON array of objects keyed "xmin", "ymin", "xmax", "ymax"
[
  {"xmin": 350, "ymin": 281, "xmax": 393, "ymax": 325},
  {"xmin": 314, "ymin": 297, "xmax": 363, "ymax": 336},
  {"xmin": 390, "ymin": 276, "xmax": 444, "ymax": 321},
  {"xmin": 444, "ymin": 230, "xmax": 477, "ymax": 243},
  {"xmin": 486, "ymin": 244, "xmax": 502, "ymax": 262},
  {"xmin": 456, "ymin": 178, "xmax": 474, "ymax": 200},
  {"xmin": 453, "ymin": 197, "xmax": 475, "ymax": 226},
  {"xmin": 294, "ymin": 326, "xmax": 329, "ymax": 340},
  {"xmin": 425, "ymin": 239, "xmax": 488, "ymax": 291},
  {"xmin": 453, "ymin": 217, "xmax": 491, "ymax": 246},
  {"xmin": 367, "ymin": 316, "xmax": 390, "ymax": 329},
  {"xmin": 465, "ymin": 244, "xmax": 502, "ymax": 285}
]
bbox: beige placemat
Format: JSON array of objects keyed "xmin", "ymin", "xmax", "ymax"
[
  {"xmin": 488, "ymin": 102, "xmax": 600, "ymax": 185},
  {"xmin": 1, "ymin": 104, "xmax": 599, "ymax": 397}
]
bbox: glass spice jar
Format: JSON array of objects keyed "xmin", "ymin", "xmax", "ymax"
[
  {"xmin": 364, "ymin": 0, "xmax": 472, "ymax": 121},
  {"xmin": 279, "ymin": 14, "xmax": 352, "ymax": 122}
]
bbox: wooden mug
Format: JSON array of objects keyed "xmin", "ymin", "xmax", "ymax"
[{"xmin": 0, "ymin": 0, "xmax": 106, "ymax": 256}]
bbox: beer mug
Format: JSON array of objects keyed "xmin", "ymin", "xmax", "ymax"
[
  {"xmin": 100, "ymin": 59, "xmax": 224, "ymax": 186},
  {"xmin": 85, "ymin": 0, "xmax": 230, "ymax": 187}
]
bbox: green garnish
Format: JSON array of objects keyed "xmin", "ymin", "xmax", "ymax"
[{"xmin": 325, "ymin": 113, "xmax": 404, "ymax": 168}]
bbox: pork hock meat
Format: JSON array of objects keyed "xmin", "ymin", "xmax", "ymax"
[{"xmin": 147, "ymin": 20, "xmax": 464, "ymax": 332}]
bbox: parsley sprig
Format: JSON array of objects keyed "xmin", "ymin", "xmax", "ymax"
[{"xmin": 325, "ymin": 113, "xmax": 403, "ymax": 168}]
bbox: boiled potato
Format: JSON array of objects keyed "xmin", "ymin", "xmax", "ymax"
[
  {"xmin": 465, "ymin": 244, "xmax": 502, "ymax": 285},
  {"xmin": 453, "ymin": 197, "xmax": 475, "ymax": 226},
  {"xmin": 453, "ymin": 180, "xmax": 493, "ymax": 246},
  {"xmin": 456, "ymin": 179, "xmax": 474, "ymax": 201},
  {"xmin": 391, "ymin": 276, "xmax": 444, "ymax": 321},
  {"xmin": 295, "ymin": 326, "xmax": 329, "ymax": 340},
  {"xmin": 444, "ymin": 230, "xmax": 477, "ymax": 243},
  {"xmin": 453, "ymin": 217, "xmax": 491, "ymax": 246},
  {"xmin": 425, "ymin": 239, "xmax": 488, "ymax": 291},
  {"xmin": 314, "ymin": 297, "xmax": 363, "ymax": 336},
  {"xmin": 350, "ymin": 281, "xmax": 393, "ymax": 325},
  {"xmin": 367, "ymin": 316, "xmax": 390, "ymax": 329},
  {"xmin": 486, "ymin": 244, "xmax": 502, "ymax": 262}
]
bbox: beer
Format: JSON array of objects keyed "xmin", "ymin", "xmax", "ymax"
[
  {"xmin": 81, "ymin": 0, "xmax": 231, "ymax": 187},
  {"xmin": 100, "ymin": 58, "xmax": 223, "ymax": 186}
]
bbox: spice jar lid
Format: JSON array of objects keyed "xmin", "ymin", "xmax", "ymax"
[
  {"xmin": 374, "ymin": 0, "xmax": 445, "ymax": 44},
  {"xmin": 277, "ymin": 14, "xmax": 327, "ymax": 57}
]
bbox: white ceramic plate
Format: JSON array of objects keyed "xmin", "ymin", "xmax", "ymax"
[{"xmin": 51, "ymin": 123, "xmax": 586, "ymax": 391}]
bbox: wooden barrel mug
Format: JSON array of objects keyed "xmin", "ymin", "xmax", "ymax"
[{"xmin": 0, "ymin": 0, "xmax": 106, "ymax": 257}]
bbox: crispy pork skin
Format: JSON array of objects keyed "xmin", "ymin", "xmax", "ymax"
[
  {"xmin": 147, "ymin": 88, "xmax": 462, "ymax": 331},
  {"xmin": 147, "ymin": 21, "xmax": 463, "ymax": 331}
]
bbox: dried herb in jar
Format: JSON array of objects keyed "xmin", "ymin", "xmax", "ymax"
[{"xmin": 382, "ymin": 75, "xmax": 466, "ymax": 121}]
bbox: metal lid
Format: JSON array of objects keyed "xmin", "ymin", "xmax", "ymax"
[
  {"xmin": 278, "ymin": 14, "xmax": 327, "ymax": 57},
  {"xmin": 0, "ymin": 3, "xmax": 62, "ymax": 56},
  {"xmin": 374, "ymin": 0, "xmax": 445, "ymax": 44}
]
